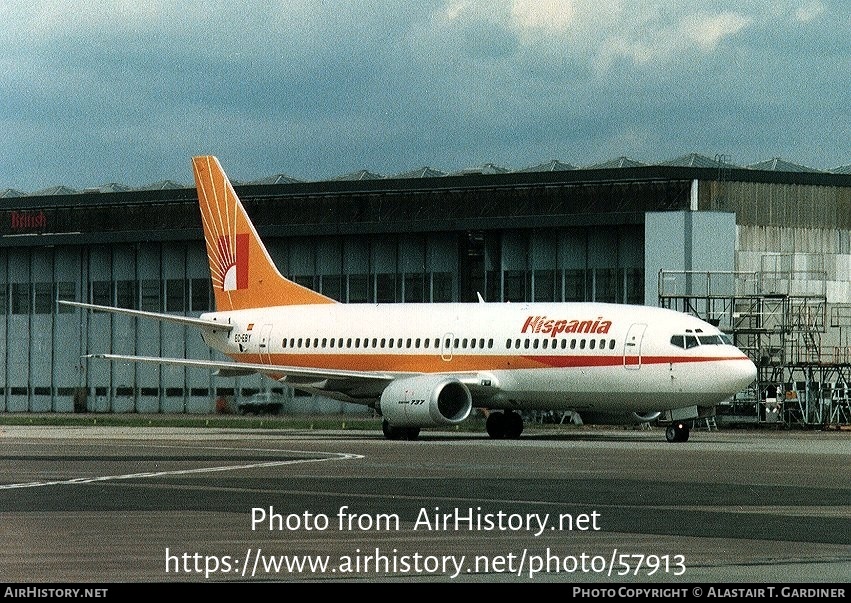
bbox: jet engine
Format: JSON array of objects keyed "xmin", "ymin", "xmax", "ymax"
[{"xmin": 379, "ymin": 375, "xmax": 472, "ymax": 428}]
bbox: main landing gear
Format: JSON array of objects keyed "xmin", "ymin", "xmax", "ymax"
[
  {"xmin": 382, "ymin": 419, "xmax": 420, "ymax": 441},
  {"xmin": 486, "ymin": 410, "xmax": 524, "ymax": 439},
  {"xmin": 665, "ymin": 422, "xmax": 690, "ymax": 443}
]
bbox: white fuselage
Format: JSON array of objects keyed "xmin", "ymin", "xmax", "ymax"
[{"xmin": 201, "ymin": 301, "xmax": 757, "ymax": 414}]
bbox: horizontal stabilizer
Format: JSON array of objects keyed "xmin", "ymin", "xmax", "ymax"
[{"xmin": 60, "ymin": 301, "xmax": 234, "ymax": 332}]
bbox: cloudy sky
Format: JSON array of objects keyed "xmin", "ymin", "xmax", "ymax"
[{"xmin": 1, "ymin": 0, "xmax": 848, "ymax": 191}]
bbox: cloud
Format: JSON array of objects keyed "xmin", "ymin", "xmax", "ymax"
[{"xmin": 0, "ymin": 0, "xmax": 847, "ymax": 189}]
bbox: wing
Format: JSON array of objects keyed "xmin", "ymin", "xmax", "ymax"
[
  {"xmin": 85, "ymin": 353, "xmax": 498, "ymax": 406},
  {"xmin": 86, "ymin": 353, "xmax": 407, "ymax": 403}
]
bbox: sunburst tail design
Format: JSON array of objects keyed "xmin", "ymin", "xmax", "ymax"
[{"xmin": 192, "ymin": 156, "xmax": 337, "ymax": 311}]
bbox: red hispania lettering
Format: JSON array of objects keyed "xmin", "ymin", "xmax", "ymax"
[{"xmin": 521, "ymin": 316, "xmax": 613, "ymax": 336}]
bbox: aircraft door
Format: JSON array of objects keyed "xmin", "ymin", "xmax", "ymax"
[
  {"xmin": 441, "ymin": 332, "xmax": 454, "ymax": 361},
  {"xmin": 259, "ymin": 324, "xmax": 274, "ymax": 363},
  {"xmin": 623, "ymin": 323, "xmax": 647, "ymax": 369}
]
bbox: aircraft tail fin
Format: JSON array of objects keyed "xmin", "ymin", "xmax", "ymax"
[{"xmin": 191, "ymin": 155, "xmax": 336, "ymax": 311}]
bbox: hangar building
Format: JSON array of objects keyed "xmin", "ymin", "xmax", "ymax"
[{"xmin": 1, "ymin": 154, "xmax": 849, "ymax": 424}]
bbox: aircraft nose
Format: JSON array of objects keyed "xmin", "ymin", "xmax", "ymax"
[{"xmin": 732, "ymin": 356, "xmax": 758, "ymax": 390}]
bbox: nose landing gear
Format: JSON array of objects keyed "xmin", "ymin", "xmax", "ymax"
[{"xmin": 665, "ymin": 422, "xmax": 690, "ymax": 443}]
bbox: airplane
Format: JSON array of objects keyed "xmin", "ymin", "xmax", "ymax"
[{"xmin": 63, "ymin": 155, "xmax": 758, "ymax": 443}]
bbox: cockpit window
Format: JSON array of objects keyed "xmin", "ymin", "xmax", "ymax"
[{"xmin": 673, "ymin": 332, "xmax": 733, "ymax": 348}]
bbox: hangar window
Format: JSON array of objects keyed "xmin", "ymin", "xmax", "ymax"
[
  {"xmin": 34, "ymin": 283, "xmax": 52, "ymax": 314},
  {"xmin": 116, "ymin": 280, "xmax": 136, "ymax": 309},
  {"xmin": 140, "ymin": 280, "xmax": 161, "ymax": 312},
  {"xmin": 431, "ymin": 272, "xmax": 453, "ymax": 303},
  {"xmin": 166, "ymin": 279, "xmax": 185, "ymax": 312},
  {"xmin": 12, "ymin": 283, "xmax": 30, "ymax": 314},
  {"xmin": 56, "ymin": 282, "xmax": 76, "ymax": 313},
  {"xmin": 190, "ymin": 278, "xmax": 210, "ymax": 311},
  {"xmin": 91, "ymin": 281, "xmax": 111, "ymax": 305}
]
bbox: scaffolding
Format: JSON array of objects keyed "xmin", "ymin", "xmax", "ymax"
[{"xmin": 658, "ymin": 260, "xmax": 850, "ymax": 429}]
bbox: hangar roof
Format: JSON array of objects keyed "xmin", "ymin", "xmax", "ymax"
[{"xmin": 5, "ymin": 153, "xmax": 850, "ymax": 196}]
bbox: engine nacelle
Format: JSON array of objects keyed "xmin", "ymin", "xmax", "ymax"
[
  {"xmin": 379, "ymin": 375, "xmax": 472, "ymax": 428},
  {"xmin": 576, "ymin": 411, "xmax": 662, "ymax": 426}
]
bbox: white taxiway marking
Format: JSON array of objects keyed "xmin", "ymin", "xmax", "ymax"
[{"xmin": 0, "ymin": 445, "xmax": 363, "ymax": 489}]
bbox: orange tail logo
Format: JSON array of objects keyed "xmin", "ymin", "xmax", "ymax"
[{"xmin": 192, "ymin": 156, "xmax": 336, "ymax": 311}]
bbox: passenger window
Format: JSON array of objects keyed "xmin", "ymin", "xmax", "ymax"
[
  {"xmin": 609, "ymin": 339, "xmax": 616, "ymax": 350},
  {"xmin": 524, "ymin": 339, "xmax": 530, "ymax": 349},
  {"xmin": 579, "ymin": 339, "xmax": 586, "ymax": 349},
  {"xmin": 570, "ymin": 339, "xmax": 576, "ymax": 349},
  {"xmin": 589, "ymin": 339, "xmax": 596, "ymax": 350}
]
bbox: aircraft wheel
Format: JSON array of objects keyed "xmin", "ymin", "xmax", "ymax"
[
  {"xmin": 403, "ymin": 427, "xmax": 421, "ymax": 441},
  {"xmin": 665, "ymin": 423, "xmax": 689, "ymax": 443},
  {"xmin": 382, "ymin": 419, "xmax": 402, "ymax": 440},
  {"xmin": 505, "ymin": 411, "xmax": 524, "ymax": 439},
  {"xmin": 486, "ymin": 412, "xmax": 507, "ymax": 438}
]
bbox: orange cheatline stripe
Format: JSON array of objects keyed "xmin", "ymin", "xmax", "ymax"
[{"xmin": 225, "ymin": 353, "xmax": 752, "ymax": 373}]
